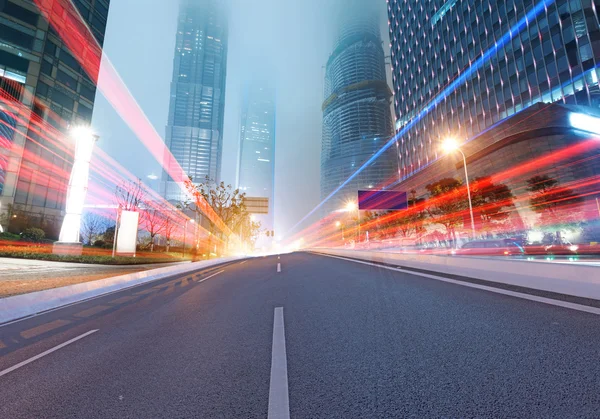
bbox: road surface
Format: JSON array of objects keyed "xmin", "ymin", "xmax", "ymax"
[{"xmin": 1, "ymin": 252, "xmax": 599, "ymax": 418}]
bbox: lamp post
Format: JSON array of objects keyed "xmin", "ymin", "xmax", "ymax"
[
  {"xmin": 441, "ymin": 138, "xmax": 476, "ymax": 239},
  {"xmin": 345, "ymin": 201, "xmax": 360, "ymax": 243},
  {"xmin": 53, "ymin": 126, "xmax": 98, "ymax": 255},
  {"xmin": 335, "ymin": 220, "xmax": 345, "ymax": 242},
  {"xmin": 182, "ymin": 218, "xmax": 194, "ymax": 258}
]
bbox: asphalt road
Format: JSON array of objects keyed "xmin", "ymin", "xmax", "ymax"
[{"xmin": 1, "ymin": 252, "xmax": 600, "ymax": 418}]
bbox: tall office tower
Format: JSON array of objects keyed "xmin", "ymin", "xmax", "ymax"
[
  {"xmin": 0, "ymin": 0, "xmax": 110, "ymax": 237},
  {"xmin": 162, "ymin": 0, "xmax": 229, "ymax": 202},
  {"xmin": 237, "ymin": 84, "xmax": 276, "ymax": 230},
  {"xmin": 388, "ymin": 0, "xmax": 600, "ymax": 180},
  {"xmin": 320, "ymin": 0, "xmax": 396, "ymax": 216}
]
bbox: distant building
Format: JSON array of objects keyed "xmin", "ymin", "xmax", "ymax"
[
  {"xmin": 320, "ymin": 1, "xmax": 396, "ymax": 216},
  {"xmin": 0, "ymin": 0, "xmax": 111, "ymax": 237},
  {"xmin": 237, "ymin": 84, "xmax": 275, "ymax": 230},
  {"xmin": 162, "ymin": 0, "xmax": 229, "ymax": 202}
]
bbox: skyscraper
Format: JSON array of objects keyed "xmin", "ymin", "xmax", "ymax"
[
  {"xmin": 162, "ymin": 0, "xmax": 229, "ymax": 202},
  {"xmin": 0, "ymin": 0, "xmax": 110, "ymax": 237},
  {"xmin": 320, "ymin": 1, "xmax": 396, "ymax": 216},
  {"xmin": 388, "ymin": 0, "xmax": 600, "ymax": 179},
  {"xmin": 237, "ymin": 84, "xmax": 276, "ymax": 230}
]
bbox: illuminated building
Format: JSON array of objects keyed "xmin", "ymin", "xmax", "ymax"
[
  {"xmin": 386, "ymin": 0, "xmax": 600, "ymax": 231},
  {"xmin": 162, "ymin": 0, "xmax": 229, "ymax": 201},
  {"xmin": 388, "ymin": 0, "xmax": 600, "ymax": 178},
  {"xmin": 320, "ymin": 1, "xmax": 397, "ymax": 216},
  {"xmin": 237, "ymin": 84, "xmax": 275, "ymax": 230},
  {"xmin": 0, "ymin": 0, "xmax": 110, "ymax": 237}
]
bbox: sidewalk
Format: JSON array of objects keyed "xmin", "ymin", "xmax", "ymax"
[{"xmin": 0, "ymin": 258, "xmax": 188, "ymax": 298}]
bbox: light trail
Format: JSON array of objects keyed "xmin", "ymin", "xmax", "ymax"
[
  {"xmin": 288, "ymin": 0, "xmax": 556, "ymax": 235},
  {"xmin": 31, "ymin": 0, "xmax": 233, "ymax": 237}
]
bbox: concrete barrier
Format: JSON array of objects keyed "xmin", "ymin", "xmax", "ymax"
[
  {"xmin": 312, "ymin": 248, "xmax": 600, "ymax": 300},
  {"xmin": 0, "ymin": 257, "xmax": 241, "ymax": 324}
]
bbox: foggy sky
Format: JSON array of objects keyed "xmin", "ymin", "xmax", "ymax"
[{"xmin": 92, "ymin": 0, "xmax": 391, "ymax": 237}]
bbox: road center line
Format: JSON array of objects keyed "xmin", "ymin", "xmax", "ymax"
[
  {"xmin": 240, "ymin": 261, "xmax": 247, "ymax": 265},
  {"xmin": 0, "ymin": 329, "xmax": 98, "ymax": 378},
  {"xmin": 318, "ymin": 253, "xmax": 600, "ymax": 316},
  {"xmin": 277, "ymin": 263, "xmax": 281, "ymax": 273},
  {"xmin": 268, "ymin": 307, "xmax": 290, "ymax": 419},
  {"xmin": 197, "ymin": 270, "xmax": 225, "ymax": 283}
]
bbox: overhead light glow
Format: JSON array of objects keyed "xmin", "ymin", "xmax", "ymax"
[{"xmin": 569, "ymin": 112, "xmax": 600, "ymax": 136}]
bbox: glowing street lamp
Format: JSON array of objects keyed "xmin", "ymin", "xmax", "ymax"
[
  {"xmin": 53, "ymin": 126, "xmax": 98, "ymax": 255},
  {"xmin": 441, "ymin": 137, "xmax": 476, "ymax": 239},
  {"xmin": 182, "ymin": 218, "xmax": 194, "ymax": 258}
]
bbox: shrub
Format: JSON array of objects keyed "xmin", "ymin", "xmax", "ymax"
[
  {"xmin": 93, "ymin": 240, "xmax": 106, "ymax": 247},
  {"xmin": 21, "ymin": 227, "xmax": 45, "ymax": 242},
  {"xmin": 0, "ymin": 231, "xmax": 21, "ymax": 241}
]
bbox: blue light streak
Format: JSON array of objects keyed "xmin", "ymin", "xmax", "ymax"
[{"xmin": 288, "ymin": 0, "xmax": 555, "ymax": 235}]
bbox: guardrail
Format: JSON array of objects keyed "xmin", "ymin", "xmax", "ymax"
[
  {"xmin": 312, "ymin": 248, "xmax": 600, "ymax": 301},
  {"xmin": 0, "ymin": 257, "xmax": 240, "ymax": 325}
]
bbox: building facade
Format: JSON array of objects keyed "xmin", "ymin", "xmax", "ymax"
[
  {"xmin": 0, "ymin": 0, "xmax": 110, "ymax": 237},
  {"xmin": 386, "ymin": 0, "xmax": 600, "ymax": 237},
  {"xmin": 237, "ymin": 84, "xmax": 275, "ymax": 230},
  {"xmin": 387, "ymin": 0, "xmax": 600, "ymax": 179},
  {"xmin": 320, "ymin": 1, "xmax": 397, "ymax": 216},
  {"xmin": 162, "ymin": 0, "xmax": 229, "ymax": 202}
]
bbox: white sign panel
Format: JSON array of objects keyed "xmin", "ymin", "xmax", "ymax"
[{"xmin": 117, "ymin": 210, "xmax": 139, "ymax": 255}]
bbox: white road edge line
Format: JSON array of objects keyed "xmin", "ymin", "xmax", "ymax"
[
  {"xmin": 268, "ymin": 307, "xmax": 290, "ymax": 419},
  {"xmin": 318, "ymin": 253, "xmax": 600, "ymax": 316},
  {"xmin": 197, "ymin": 270, "xmax": 225, "ymax": 283},
  {"xmin": 277, "ymin": 263, "xmax": 281, "ymax": 273},
  {"xmin": 0, "ymin": 329, "xmax": 99, "ymax": 378},
  {"xmin": 240, "ymin": 261, "xmax": 247, "ymax": 265}
]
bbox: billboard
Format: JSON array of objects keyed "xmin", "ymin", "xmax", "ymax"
[
  {"xmin": 358, "ymin": 190, "xmax": 408, "ymax": 211},
  {"xmin": 117, "ymin": 210, "xmax": 139, "ymax": 255},
  {"xmin": 244, "ymin": 196, "xmax": 269, "ymax": 214}
]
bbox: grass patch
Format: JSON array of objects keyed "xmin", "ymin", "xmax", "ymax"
[{"xmin": 0, "ymin": 251, "xmax": 185, "ymax": 265}]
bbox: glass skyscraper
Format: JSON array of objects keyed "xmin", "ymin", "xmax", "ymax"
[
  {"xmin": 237, "ymin": 84, "xmax": 275, "ymax": 229},
  {"xmin": 320, "ymin": 1, "xmax": 396, "ymax": 215},
  {"xmin": 162, "ymin": 0, "xmax": 229, "ymax": 202},
  {"xmin": 0, "ymin": 0, "xmax": 110, "ymax": 237},
  {"xmin": 388, "ymin": 0, "xmax": 600, "ymax": 179}
]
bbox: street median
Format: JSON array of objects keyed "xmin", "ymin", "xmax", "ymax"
[
  {"xmin": 0, "ymin": 257, "xmax": 240, "ymax": 325},
  {"xmin": 311, "ymin": 248, "xmax": 600, "ymax": 301}
]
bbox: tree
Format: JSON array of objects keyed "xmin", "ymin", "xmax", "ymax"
[
  {"xmin": 526, "ymin": 175, "xmax": 584, "ymax": 227},
  {"xmin": 392, "ymin": 190, "xmax": 427, "ymax": 240},
  {"xmin": 470, "ymin": 176, "xmax": 516, "ymax": 234},
  {"xmin": 139, "ymin": 202, "xmax": 166, "ymax": 252},
  {"xmin": 81, "ymin": 213, "xmax": 107, "ymax": 245},
  {"xmin": 163, "ymin": 211, "xmax": 178, "ymax": 253},
  {"xmin": 103, "ymin": 226, "xmax": 115, "ymax": 244},
  {"xmin": 425, "ymin": 178, "xmax": 467, "ymax": 243},
  {"xmin": 115, "ymin": 179, "xmax": 145, "ymax": 211},
  {"xmin": 183, "ymin": 176, "xmax": 256, "ymax": 246}
]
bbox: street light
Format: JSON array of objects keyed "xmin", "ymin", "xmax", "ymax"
[
  {"xmin": 335, "ymin": 220, "xmax": 345, "ymax": 241},
  {"xmin": 182, "ymin": 218, "xmax": 194, "ymax": 258},
  {"xmin": 441, "ymin": 137, "xmax": 476, "ymax": 239},
  {"xmin": 54, "ymin": 126, "xmax": 98, "ymax": 255},
  {"xmin": 342, "ymin": 200, "xmax": 360, "ymax": 242}
]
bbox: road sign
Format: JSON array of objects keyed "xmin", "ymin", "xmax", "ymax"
[
  {"xmin": 358, "ymin": 190, "xmax": 408, "ymax": 211},
  {"xmin": 244, "ymin": 197, "xmax": 269, "ymax": 214}
]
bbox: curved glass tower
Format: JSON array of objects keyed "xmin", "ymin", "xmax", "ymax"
[{"xmin": 320, "ymin": 2, "xmax": 396, "ymax": 216}]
